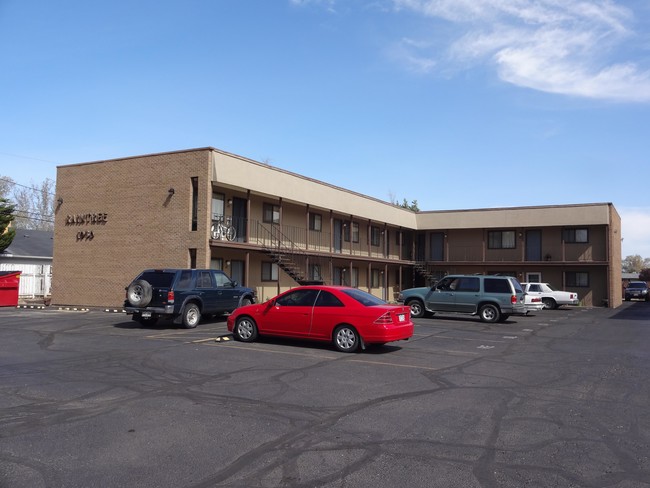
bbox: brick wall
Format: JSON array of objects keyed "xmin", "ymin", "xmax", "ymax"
[{"xmin": 52, "ymin": 149, "xmax": 212, "ymax": 307}]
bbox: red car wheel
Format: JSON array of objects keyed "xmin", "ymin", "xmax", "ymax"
[{"xmin": 333, "ymin": 325, "xmax": 359, "ymax": 353}]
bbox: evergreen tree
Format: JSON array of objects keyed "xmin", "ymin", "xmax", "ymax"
[{"xmin": 0, "ymin": 197, "xmax": 16, "ymax": 252}]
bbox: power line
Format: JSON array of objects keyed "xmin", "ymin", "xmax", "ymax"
[
  {"xmin": 12, "ymin": 216, "xmax": 54, "ymax": 224},
  {"xmin": 0, "ymin": 176, "xmax": 56, "ymax": 196},
  {"xmin": 13, "ymin": 209, "xmax": 54, "ymax": 219},
  {"xmin": 0, "ymin": 151, "xmax": 57, "ymax": 164}
]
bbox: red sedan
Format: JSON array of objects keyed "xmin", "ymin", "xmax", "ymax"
[{"xmin": 227, "ymin": 286, "xmax": 413, "ymax": 352}]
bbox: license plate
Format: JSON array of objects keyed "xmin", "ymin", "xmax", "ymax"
[
  {"xmin": 141, "ymin": 311, "xmax": 152, "ymax": 318},
  {"xmin": 398, "ymin": 314, "xmax": 405, "ymax": 322}
]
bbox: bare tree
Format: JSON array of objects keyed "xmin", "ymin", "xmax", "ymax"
[
  {"xmin": 1, "ymin": 176, "xmax": 55, "ymax": 231},
  {"xmin": 622, "ymin": 255, "xmax": 650, "ymax": 273},
  {"xmin": 0, "ymin": 176, "xmax": 14, "ymax": 198}
]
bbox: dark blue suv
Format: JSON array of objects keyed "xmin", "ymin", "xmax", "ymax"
[{"xmin": 124, "ymin": 269, "xmax": 256, "ymax": 328}]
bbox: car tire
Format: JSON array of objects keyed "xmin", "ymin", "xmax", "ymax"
[
  {"xmin": 138, "ymin": 315, "xmax": 158, "ymax": 326},
  {"xmin": 240, "ymin": 297, "xmax": 253, "ymax": 308},
  {"xmin": 233, "ymin": 316, "xmax": 258, "ymax": 342},
  {"xmin": 127, "ymin": 280, "xmax": 153, "ymax": 307},
  {"xmin": 479, "ymin": 304, "xmax": 500, "ymax": 323},
  {"xmin": 333, "ymin": 325, "xmax": 359, "ymax": 353},
  {"xmin": 542, "ymin": 298, "xmax": 556, "ymax": 310},
  {"xmin": 407, "ymin": 299, "xmax": 425, "ymax": 318},
  {"xmin": 182, "ymin": 303, "xmax": 201, "ymax": 329},
  {"xmin": 498, "ymin": 314, "xmax": 510, "ymax": 322}
]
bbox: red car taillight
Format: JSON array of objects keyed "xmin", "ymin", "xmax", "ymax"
[
  {"xmin": 374, "ymin": 312, "xmax": 393, "ymax": 325},
  {"xmin": 167, "ymin": 290, "xmax": 175, "ymax": 304},
  {"xmin": 511, "ymin": 295, "xmax": 517, "ymax": 304}
]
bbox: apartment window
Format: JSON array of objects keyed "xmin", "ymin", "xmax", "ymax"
[
  {"xmin": 370, "ymin": 226, "xmax": 381, "ymax": 247},
  {"xmin": 351, "ymin": 223, "xmax": 359, "ymax": 243},
  {"xmin": 566, "ymin": 272, "xmax": 589, "ymax": 287},
  {"xmin": 309, "ymin": 263, "xmax": 323, "ymax": 282},
  {"xmin": 263, "ymin": 203, "xmax": 280, "ymax": 224},
  {"xmin": 261, "ymin": 262, "xmax": 279, "ymax": 281},
  {"xmin": 488, "ymin": 230, "xmax": 516, "ymax": 249},
  {"xmin": 333, "ymin": 267, "xmax": 346, "ymax": 286},
  {"xmin": 563, "ymin": 228, "xmax": 589, "ymax": 243},
  {"xmin": 189, "ymin": 248, "xmax": 197, "ymax": 269},
  {"xmin": 309, "ymin": 213, "xmax": 322, "ymax": 231},
  {"xmin": 350, "ymin": 268, "xmax": 359, "ymax": 288},
  {"xmin": 212, "ymin": 192, "xmax": 225, "ymax": 219},
  {"xmin": 191, "ymin": 177, "xmax": 198, "ymax": 231},
  {"xmin": 371, "ymin": 269, "xmax": 382, "ymax": 288},
  {"xmin": 343, "ymin": 222, "xmax": 360, "ymax": 243}
]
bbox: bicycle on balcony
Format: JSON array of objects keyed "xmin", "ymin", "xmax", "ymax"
[{"xmin": 211, "ymin": 215, "xmax": 236, "ymax": 241}]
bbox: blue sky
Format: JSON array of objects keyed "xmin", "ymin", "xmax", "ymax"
[{"xmin": 1, "ymin": 0, "xmax": 649, "ymax": 258}]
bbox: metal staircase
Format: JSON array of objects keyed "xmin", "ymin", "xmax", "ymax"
[
  {"xmin": 258, "ymin": 223, "xmax": 315, "ymax": 285},
  {"xmin": 413, "ymin": 261, "xmax": 437, "ymax": 286}
]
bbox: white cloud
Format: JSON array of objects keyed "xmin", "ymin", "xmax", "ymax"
[
  {"xmin": 390, "ymin": 38, "xmax": 437, "ymax": 72},
  {"xmin": 290, "ymin": 0, "xmax": 337, "ymax": 12},
  {"xmin": 392, "ymin": 0, "xmax": 650, "ymax": 102}
]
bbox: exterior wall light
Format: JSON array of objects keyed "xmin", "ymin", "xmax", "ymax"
[
  {"xmin": 57, "ymin": 197, "xmax": 63, "ymax": 205},
  {"xmin": 168, "ymin": 188, "xmax": 175, "ymax": 195}
]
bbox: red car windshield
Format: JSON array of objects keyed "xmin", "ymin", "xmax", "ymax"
[{"xmin": 342, "ymin": 288, "xmax": 386, "ymax": 306}]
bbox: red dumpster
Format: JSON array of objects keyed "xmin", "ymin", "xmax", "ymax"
[{"xmin": 0, "ymin": 271, "xmax": 21, "ymax": 307}]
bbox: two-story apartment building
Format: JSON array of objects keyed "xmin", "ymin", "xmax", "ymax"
[{"xmin": 52, "ymin": 147, "xmax": 621, "ymax": 308}]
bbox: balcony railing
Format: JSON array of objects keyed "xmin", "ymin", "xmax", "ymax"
[
  {"xmin": 210, "ymin": 216, "xmax": 607, "ymax": 263},
  {"xmin": 211, "ymin": 216, "xmax": 404, "ymax": 260}
]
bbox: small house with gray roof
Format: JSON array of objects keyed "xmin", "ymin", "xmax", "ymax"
[{"xmin": 0, "ymin": 229, "xmax": 53, "ymax": 300}]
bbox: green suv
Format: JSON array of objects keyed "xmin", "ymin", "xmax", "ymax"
[{"xmin": 397, "ymin": 274, "xmax": 527, "ymax": 323}]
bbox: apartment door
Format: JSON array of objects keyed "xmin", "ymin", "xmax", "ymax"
[
  {"xmin": 429, "ymin": 232, "xmax": 445, "ymax": 261},
  {"xmin": 232, "ymin": 197, "xmax": 247, "ymax": 242},
  {"xmin": 230, "ymin": 260, "xmax": 245, "ymax": 286},
  {"xmin": 333, "ymin": 220, "xmax": 343, "ymax": 253},
  {"xmin": 416, "ymin": 233, "xmax": 426, "ymax": 261},
  {"xmin": 526, "ymin": 272, "xmax": 541, "ymax": 283},
  {"xmin": 525, "ymin": 230, "xmax": 542, "ymax": 261}
]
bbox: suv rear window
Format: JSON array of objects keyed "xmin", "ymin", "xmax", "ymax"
[
  {"xmin": 484, "ymin": 278, "xmax": 511, "ymax": 294},
  {"xmin": 139, "ymin": 271, "xmax": 175, "ymax": 288},
  {"xmin": 176, "ymin": 270, "xmax": 193, "ymax": 289},
  {"xmin": 510, "ymin": 279, "xmax": 524, "ymax": 293},
  {"xmin": 628, "ymin": 282, "xmax": 647, "ymax": 289}
]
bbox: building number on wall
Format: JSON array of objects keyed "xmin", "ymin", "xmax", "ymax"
[{"xmin": 76, "ymin": 231, "xmax": 94, "ymax": 241}]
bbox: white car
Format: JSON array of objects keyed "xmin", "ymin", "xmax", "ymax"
[
  {"xmin": 521, "ymin": 282, "xmax": 579, "ymax": 310},
  {"xmin": 524, "ymin": 294, "xmax": 544, "ymax": 313}
]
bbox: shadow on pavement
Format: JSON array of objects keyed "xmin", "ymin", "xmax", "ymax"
[{"xmin": 608, "ymin": 301, "xmax": 650, "ymax": 321}]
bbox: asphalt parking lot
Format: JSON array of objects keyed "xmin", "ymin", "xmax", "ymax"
[{"xmin": 1, "ymin": 303, "xmax": 649, "ymax": 488}]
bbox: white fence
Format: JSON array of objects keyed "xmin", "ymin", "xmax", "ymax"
[{"xmin": 0, "ymin": 263, "xmax": 52, "ymax": 298}]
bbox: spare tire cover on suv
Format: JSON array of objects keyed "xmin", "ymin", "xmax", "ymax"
[{"xmin": 127, "ymin": 279, "xmax": 153, "ymax": 307}]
